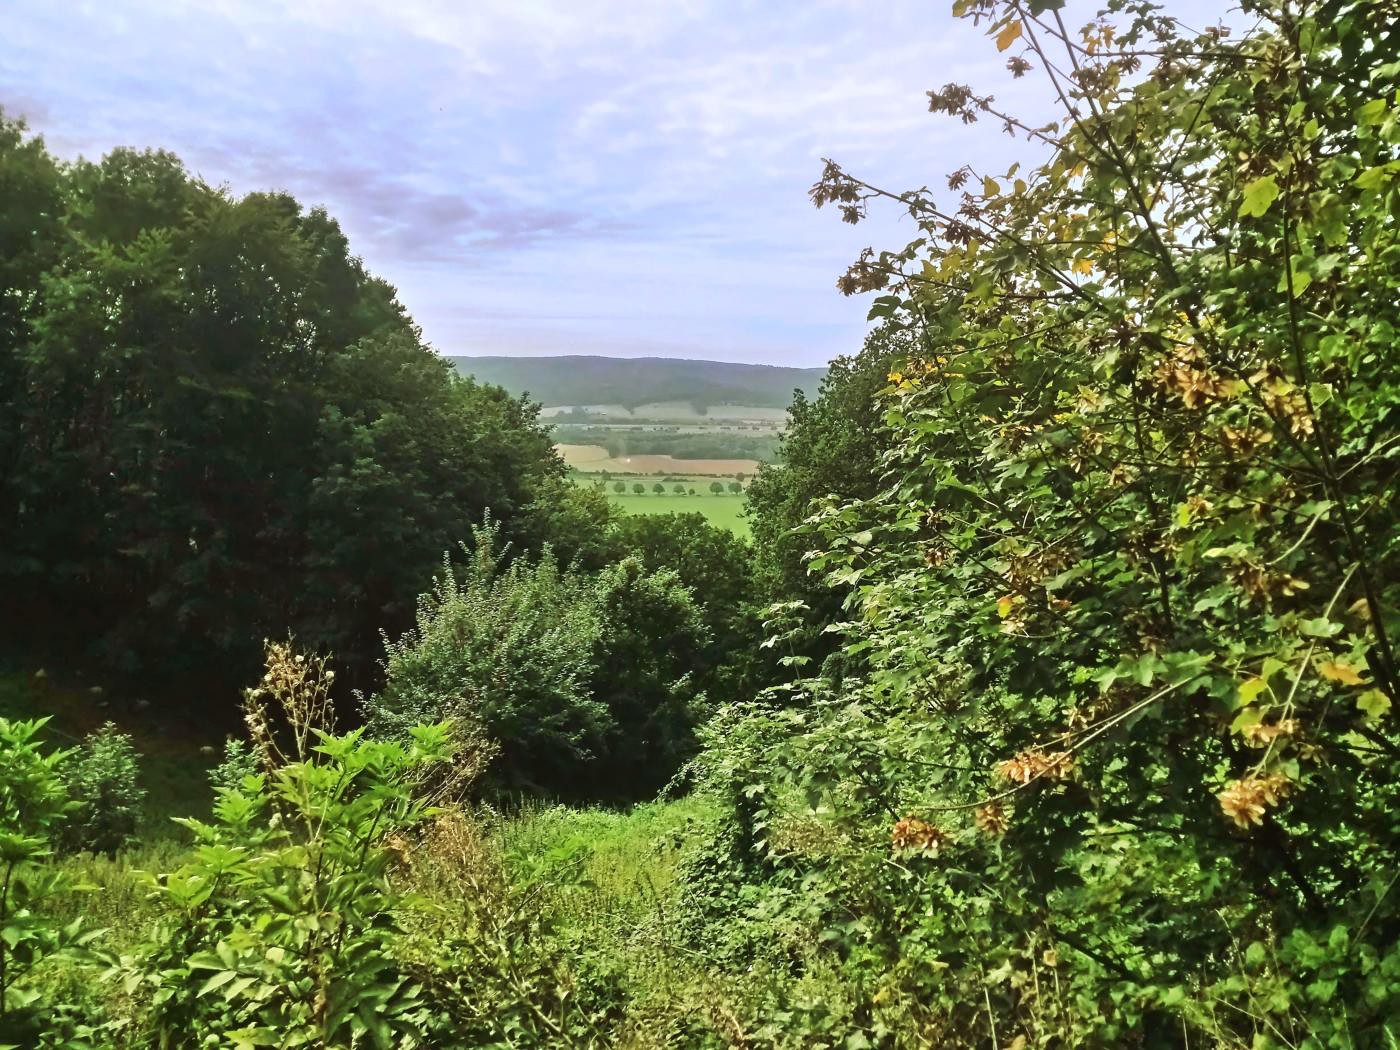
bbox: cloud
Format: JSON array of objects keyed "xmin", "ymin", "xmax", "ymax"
[{"xmin": 2, "ymin": 0, "xmax": 1225, "ymax": 366}]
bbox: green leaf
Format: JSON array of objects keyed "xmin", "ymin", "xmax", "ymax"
[
  {"xmin": 1239, "ymin": 175, "xmax": 1280, "ymax": 218},
  {"xmin": 1357, "ymin": 689, "xmax": 1391, "ymax": 721},
  {"xmin": 198, "ymin": 970, "xmax": 238, "ymax": 997},
  {"xmin": 1238, "ymin": 678, "xmax": 1268, "ymax": 706},
  {"xmin": 1356, "ymin": 97, "xmax": 1388, "ymax": 126}
]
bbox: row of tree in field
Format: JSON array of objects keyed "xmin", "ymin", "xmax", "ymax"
[{"xmin": 597, "ymin": 480, "xmax": 743, "ymax": 494}]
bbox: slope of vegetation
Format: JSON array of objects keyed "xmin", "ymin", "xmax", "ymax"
[{"xmin": 2, "ymin": 0, "xmax": 1398, "ymax": 1046}]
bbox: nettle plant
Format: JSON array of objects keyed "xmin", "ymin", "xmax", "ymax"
[
  {"xmin": 116, "ymin": 642, "xmax": 459, "ymax": 1048},
  {"xmin": 743, "ymin": 0, "xmax": 1397, "ymax": 1043}
]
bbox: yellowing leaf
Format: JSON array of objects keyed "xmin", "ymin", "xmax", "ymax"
[
  {"xmin": 996, "ymin": 595, "xmax": 1015, "ymax": 619},
  {"xmin": 983, "ymin": 176, "xmax": 1001, "ymax": 197},
  {"xmin": 1072, "ymin": 258, "xmax": 1094, "ymax": 275},
  {"xmin": 1317, "ymin": 660, "xmax": 1366, "ymax": 686},
  {"xmin": 996, "ymin": 19, "xmax": 1023, "ymax": 52},
  {"xmin": 1357, "ymin": 689, "xmax": 1391, "ymax": 721}
]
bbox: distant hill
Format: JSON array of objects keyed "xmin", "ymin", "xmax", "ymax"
[{"xmin": 448, "ymin": 355, "xmax": 825, "ymax": 411}]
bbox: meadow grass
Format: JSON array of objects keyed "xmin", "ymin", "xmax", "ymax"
[{"xmin": 604, "ymin": 492, "xmax": 749, "ymax": 536}]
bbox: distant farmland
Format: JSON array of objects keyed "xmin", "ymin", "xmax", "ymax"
[
  {"xmin": 559, "ymin": 444, "xmax": 759, "ymax": 477},
  {"xmin": 604, "ymin": 492, "xmax": 749, "ymax": 537}
]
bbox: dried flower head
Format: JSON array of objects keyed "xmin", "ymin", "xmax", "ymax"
[
  {"xmin": 1240, "ymin": 718, "xmax": 1299, "ymax": 749},
  {"xmin": 240, "ymin": 638, "xmax": 339, "ymax": 769},
  {"xmin": 1218, "ymin": 773, "xmax": 1293, "ymax": 828},
  {"xmin": 996, "ymin": 750, "xmax": 1075, "ymax": 785},
  {"xmin": 975, "ymin": 803, "xmax": 1009, "ymax": 836},
  {"xmin": 891, "ymin": 815, "xmax": 948, "ymax": 857}
]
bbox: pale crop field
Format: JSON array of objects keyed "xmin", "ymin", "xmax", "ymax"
[
  {"xmin": 541, "ymin": 402, "xmax": 789, "ymax": 423},
  {"xmin": 557, "ymin": 444, "xmax": 759, "ymax": 476}
]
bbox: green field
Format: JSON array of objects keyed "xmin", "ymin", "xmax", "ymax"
[{"xmin": 604, "ymin": 491, "xmax": 749, "ymax": 536}]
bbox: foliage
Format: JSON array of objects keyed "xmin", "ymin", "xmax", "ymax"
[
  {"xmin": 611, "ymin": 512, "xmax": 765, "ymax": 705},
  {"xmin": 368, "ymin": 522, "xmax": 712, "ymax": 798},
  {"xmin": 368, "ymin": 524, "xmax": 607, "ymax": 793},
  {"xmin": 0, "ymin": 717, "xmax": 99, "ymax": 1044},
  {"xmin": 114, "ymin": 644, "xmax": 460, "ymax": 1047},
  {"xmin": 685, "ymin": 0, "xmax": 1400, "ymax": 1044},
  {"xmin": 746, "ymin": 324, "xmax": 910, "ymax": 631},
  {"xmin": 585, "ymin": 556, "xmax": 712, "ymax": 797},
  {"xmin": 206, "ymin": 738, "xmax": 259, "ymax": 796},
  {"xmin": 0, "ymin": 118, "xmax": 562, "ymax": 696},
  {"xmin": 57, "ymin": 723, "xmax": 146, "ymax": 857}
]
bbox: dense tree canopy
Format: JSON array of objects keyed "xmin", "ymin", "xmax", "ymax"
[
  {"xmin": 746, "ymin": 324, "xmax": 910, "ymax": 666},
  {"xmin": 0, "ymin": 115, "xmax": 562, "ymax": 698}
]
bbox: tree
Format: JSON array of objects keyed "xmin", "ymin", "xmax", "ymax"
[
  {"xmin": 632, "ymin": 483, "xmax": 645, "ymax": 495},
  {"xmin": 0, "ymin": 126, "xmax": 563, "ymax": 698},
  {"xmin": 652, "ymin": 482, "xmax": 665, "ymax": 494},
  {"xmin": 727, "ymin": 482, "xmax": 741, "ymax": 494},
  {"xmin": 673, "ymin": 484, "xmax": 686, "ymax": 494},
  {"xmin": 692, "ymin": 0, "xmax": 1400, "ymax": 1042},
  {"xmin": 613, "ymin": 481, "xmax": 626, "ymax": 494},
  {"xmin": 584, "ymin": 557, "xmax": 712, "ymax": 796},
  {"xmin": 612, "ymin": 513, "xmax": 763, "ymax": 705},
  {"xmin": 708, "ymin": 481, "xmax": 724, "ymax": 495},
  {"xmin": 746, "ymin": 323, "xmax": 910, "ymax": 631}
]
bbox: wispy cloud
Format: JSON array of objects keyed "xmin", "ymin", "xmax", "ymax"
[{"xmin": 2, "ymin": 0, "xmax": 1223, "ymax": 365}]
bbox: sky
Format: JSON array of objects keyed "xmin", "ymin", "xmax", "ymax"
[{"xmin": 4, "ymin": 0, "xmax": 1225, "ymax": 368}]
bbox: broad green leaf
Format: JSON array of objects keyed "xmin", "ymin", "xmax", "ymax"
[{"xmin": 1239, "ymin": 175, "xmax": 1280, "ymax": 218}]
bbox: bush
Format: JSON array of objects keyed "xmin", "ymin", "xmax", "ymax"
[
  {"xmin": 57, "ymin": 722, "xmax": 145, "ymax": 856},
  {"xmin": 367, "ymin": 526, "xmax": 605, "ymax": 793},
  {"xmin": 683, "ymin": 0, "xmax": 1400, "ymax": 1043},
  {"xmin": 118, "ymin": 643, "xmax": 462, "ymax": 1045},
  {"xmin": 206, "ymin": 737, "xmax": 258, "ymax": 794},
  {"xmin": 369, "ymin": 525, "xmax": 712, "ymax": 799},
  {"xmin": 0, "ymin": 718, "xmax": 98, "ymax": 1042}
]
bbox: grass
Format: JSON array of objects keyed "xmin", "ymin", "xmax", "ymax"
[{"xmin": 604, "ymin": 492, "xmax": 749, "ymax": 536}]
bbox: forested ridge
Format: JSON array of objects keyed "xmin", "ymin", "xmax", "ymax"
[
  {"xmin": 448, "ymin": 355, "xmax": 826, "ymax": 412},
  {"xmin": 2, "ymin": 0, "xmax": 1398, "ymax": 1046}
]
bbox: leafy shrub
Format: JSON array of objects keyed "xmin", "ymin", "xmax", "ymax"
[
  {"xmin": 682, "ymin": 0, "xmax": 1400, "ymax": 1044},
  {"xmin": 57, "ymin": 722, "xmax": 145, "ymax": 857},
  {"xmin": 0, "ymin": 718, "xmax": 99, "ymax": 1043},
  {"xmin": 116, "ymin": 642, "xmax": 462, "ymax": 1046},
  {"xmin": 368, "ymin": 525, "xmax": 607, "ymax": 792},
  {"xmin": 369, "ymin": 524, "xmax": 712, "ymax": 798},
  {"xmin": 206, "ymin": 737, "xmax": 258, "ymax": 795}
]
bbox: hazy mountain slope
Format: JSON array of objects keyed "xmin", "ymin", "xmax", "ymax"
[{"xmin": 448, "ymin": 355, "xmax": 825, "ymax": 410}]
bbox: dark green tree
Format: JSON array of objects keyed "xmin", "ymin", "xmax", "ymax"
[{"xmin": 0, "ymin": 127, "xmax": 563, "ymax": 700}]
